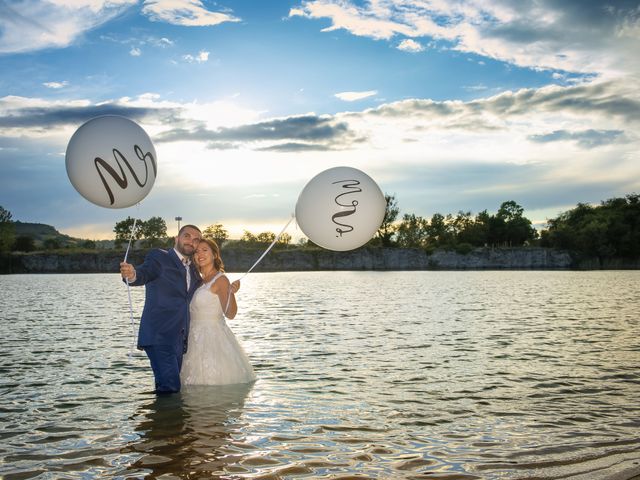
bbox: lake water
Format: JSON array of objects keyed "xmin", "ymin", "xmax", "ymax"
[{"xmin": 1, "ymin": 271, "xmax": 639, "ymax": 479}]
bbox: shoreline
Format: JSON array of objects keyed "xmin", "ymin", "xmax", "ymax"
[{"xmin": 1, "ymin": 246, "xmax": 639, "ymax": 274}]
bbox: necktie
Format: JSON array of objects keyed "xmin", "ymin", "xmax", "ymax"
[{"xmin": 183, "ymin": 258, "xmax": 191, "ymax": 290}]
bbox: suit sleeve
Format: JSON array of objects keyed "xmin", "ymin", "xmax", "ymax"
[{"xmin": 127, "ymin": 250, "xmax": 163, "ymax": 286}]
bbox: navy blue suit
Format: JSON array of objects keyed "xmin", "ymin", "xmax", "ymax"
[{"xmin": 129, "ymin": 248, "xmax": 201, "ymax": 393}]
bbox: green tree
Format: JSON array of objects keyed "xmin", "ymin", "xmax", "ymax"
[
  {"xmin": 452, "ymin": 211, "xmax": 473, "ymax": 241},
  {"xmin": 0, "ymin": 206, "xmax": 15, "ymax": 253},
  {"xmin": 376, "ymin": 193, "xmax": 399, "ymax": 247},
  {"xmin": 240, "ymin": 230, "xmax": 288, "ymax": 246},
  {"xmin": 0, "ymin": 206, "xmax": 11, "ymax": 224},
  {"xmin": 396, "ymin": 213, "xmax": 428, "ymax": 248},
  {"xmin": 496, "ymin": 200, "xmax": 537, "ymax": 246},
  {"xmin": 256, "ymin": 232, "xmax": 276, "ymax": 244},
  {"xmin": 12, "ymin": 235, "xmax": 36, "ymax": 252},
  {"xmin": 497, "ymin": 200, "xmax": 524, "ymax": 221},
  {"xmin": 472, "ymin": 210, "xmax": 492, "ymax": 246},
  {"xmin": 277, "ymin": 232, "xmax": 292, "ymax": 245},
  {"xmin": 82, "ymin": 240, "xmax": 96, "ymax": 249},
  {"xmin": 203, "ymin": 223, "xmax": 229, "ymax": 246},
  {"xmin": 114, "ymin": 217, "xmax": 144, "ymax": 249},
  {"xmin": 487, "ymin": 214, "xmax": 506, "ymax": 246},
  {"xmin": 240, "ymin": 230, "xmax": 257, "ymax": 243},
  {"xmin": 456, "ymin": 209, "xmax": 491, "ymax": 247},
  {"xmin": 43, "ymin": 238, "xmax": 61, "ymax": 250},
  {"xmin": 140, "ymin": 216, "xmax": 167, "ymax": 248},
  {"xmin": 508, "ymin": 216, "xmax": 538, "ymax": 245},
  {"xmin": 601, "ymin": 194, "xmax": 640, "ymax": 257},
  {"xmin": 541, "ymin": 194, "xmax": 640, "ymax": 259},
  {"xmin": 425, "ymin": 213, "xmax": 454, "ymax": 247}
]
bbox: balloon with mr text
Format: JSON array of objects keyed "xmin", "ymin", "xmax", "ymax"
[{"xmin": 65, "ymin": 115, "xmax": 157, "ymax": 209}]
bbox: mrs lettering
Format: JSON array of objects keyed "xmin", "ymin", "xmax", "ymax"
[
  {"xmin": 331, "ymin": 179, "xmax": 361, "ymax": 236},
  {"xmin": 94, "ymin": 145, "xmax": 157, "ymax": 205}
]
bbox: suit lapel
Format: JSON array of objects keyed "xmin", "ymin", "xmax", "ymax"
[{"xmin": 169, "ymin": 249, "xmax": 188, "ymax": 292}]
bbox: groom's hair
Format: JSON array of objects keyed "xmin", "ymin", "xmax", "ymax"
[{"xmin": 178, "ymin": 224, "xmax": 202, "ymax": 236}]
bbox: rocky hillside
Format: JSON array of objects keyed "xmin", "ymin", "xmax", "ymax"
[{"xmin": 2, "ymin": 246, "xmax": 579, "ymax": 274}]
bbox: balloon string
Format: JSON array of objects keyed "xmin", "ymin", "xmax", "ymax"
[
  {"xmin": 124, "ymin": 216, "xmax": 138, "ymax": 359},
  {"xmin": 123, "ymin": 217, "xmax": 138, "ymax": 263},
  {"xmin": 238, "ymin": 213, "xmax": 295, "ymax": 281},
  {"xmin": 126, "ymin": 280, "xmax": 136, "ymax": 358}
]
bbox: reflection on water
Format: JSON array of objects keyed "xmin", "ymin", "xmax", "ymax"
[
  {"xmin": 0, "ymin": 271, "xmax": 639, "ymax": 479},
  {"xmin": 124, "ymin": 383, "xmax": 254, "ymax": 478}
]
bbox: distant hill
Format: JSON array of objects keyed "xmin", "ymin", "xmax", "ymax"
[
  {"xmin": 13, "ymin": 221, "xmax": 78, "ymax": 246},
  {"xmin": 12, "ymin": 221, "xmax": 114, "ymax": 248}
]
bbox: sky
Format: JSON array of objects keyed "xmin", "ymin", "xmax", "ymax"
[{"xmin": 1, "ymin": 0, "xmax": 639, "ymax": 241}]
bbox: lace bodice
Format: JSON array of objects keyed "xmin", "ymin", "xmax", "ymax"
[{"xmin": 190, "ymin": 273, "xmax": 226, "ymax": 325}]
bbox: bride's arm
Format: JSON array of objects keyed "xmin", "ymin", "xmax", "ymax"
[{"xmin": 216, "ymin": 276, "xmax": 238, "ymax": 319}]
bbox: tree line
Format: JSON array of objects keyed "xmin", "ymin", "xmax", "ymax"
[
  {"xmin": 109, "ymin": 196, "xmax": 539, "ymax": 252},
  {"xmin": 374, "ymin": 193, "xmax": 639, "ymax": 259},
  {"xmin": 2, "ymin": 193, "xmax": 638, "ymax": 260},
  {"xmin": 92, "ymin": 191, "xmax": 640, "ymax": 259},
  {"xmin": 375, "ymin": 195, "xmax": 538, "ymax": 252},
  {"xmin": 539, "ymin": 194, "xmax": 640, "ymax": 259},
  {"xmin": 112, "ymin": 218, "xmax": 293, "ymax": 249}
]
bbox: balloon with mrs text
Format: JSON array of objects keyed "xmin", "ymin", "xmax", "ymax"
[
  {"xmin": 295, "ymin": 166, "xmax": 386, "ymax": 251},
  {"xmin": 65, "ymin": 115, "xmax": 157, "ymax": 209}
]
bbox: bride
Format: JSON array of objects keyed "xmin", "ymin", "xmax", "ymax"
[{"xmin": 181, "ymin": 238, "xmax": 256, "ymax": 386}]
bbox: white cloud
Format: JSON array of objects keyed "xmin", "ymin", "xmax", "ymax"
[
  {"xmin": 0, "ymin": 1, "xmax": 238, "ymax": 54},
  {"xmin": 291, "ymin": 0, "xmax": 640, "ymax": 77},
  {"xmin": 289, "ymin": 0, "xmax": 416, "ymax": 39},
  {"xmin": 397, "ymin": 39, "xmax": 424, "ymax": 52},
  {"xmin": 130, "ymin": 46, "xmax": 142, "ymax": 56},
  {"xmin": 463, "ymin": 84, "xmax": 488, "ymax": 92},
  {"xmin": 43, "ymin": 81, "xmax": 69, "ymax": 89},
  {"xmin": 0, "ymin": 0, "xmax": 136, "ymax": 54},
  {"xmin": 182, "ymin": 50, "xmax": 210, "ymax": 63},
  {"xmin": 288, "ymin": 7, "xmax": 306, "ymax": 18},
  {"xmin": 335, "ymin": 90, "xmax": 378, "ymax": 101},
  {"xmin": 142, "ymin": 0, "xmax": 240, "ymax": 27}
]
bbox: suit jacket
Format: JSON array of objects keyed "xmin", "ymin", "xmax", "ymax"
[{"xmin": 129, "ymin": 248, "xmax": 201, "ymax": 350}]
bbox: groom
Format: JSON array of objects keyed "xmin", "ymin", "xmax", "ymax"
[{"xmin": 120, "ymin": 224, "xmax": 202, "ymax": 394}]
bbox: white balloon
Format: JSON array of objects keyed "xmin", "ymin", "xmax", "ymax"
[
  {"xmin": 65, "ymin": 115, "xmax": 157, "ymax": 209},
  {"xmin": 295, "ymin": 166, "xmax": 386, "ymax": 251}
]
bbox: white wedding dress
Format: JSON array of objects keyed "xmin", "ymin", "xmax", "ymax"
[{"xmin": 181, "ymin": 272, "xmax": 256, "ymax": 385}]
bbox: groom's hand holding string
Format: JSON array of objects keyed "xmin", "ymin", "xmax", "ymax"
[{"xmin": 120, "ymin": 262, "xmax": 136, "ymax": 282}]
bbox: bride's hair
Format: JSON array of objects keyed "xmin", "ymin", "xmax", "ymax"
[{"xmin": 200, "ymin": 238, "xmax": 225, "ymax": 272}]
